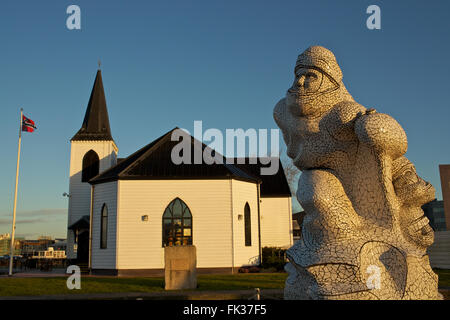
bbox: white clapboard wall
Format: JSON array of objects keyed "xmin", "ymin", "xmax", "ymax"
[{"xmin": 428, "ymin": 230, "xmax": 450, "ymax": 269}]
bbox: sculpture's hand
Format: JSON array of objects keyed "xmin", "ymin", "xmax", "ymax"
[
  {"xmin": 274, "ymin": 97, "xmax": 304, "ymax": 161},
  {"xmin": 321, "ymin": 101, "xmax": 366, "ymax": 141}
]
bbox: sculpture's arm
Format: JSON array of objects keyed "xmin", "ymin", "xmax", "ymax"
[
  {"xmin": 273, "ymin": 98, "xmax": 290, "ymax": 145},
  {"xmin": 324, "ymin": 102, "xmax": 407, "ymax": 161},
  {"xmin": 354, "ymin": 110, "xmax": 408, "ymax": 160}
]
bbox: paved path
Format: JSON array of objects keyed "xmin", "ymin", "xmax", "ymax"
[
  {"xmin": 0, "ymin": 269, "xmax": 67, "ymax": 278},
  {"xmin": 2, "ymin": 289, "xmax": 448, "ymax": 300},
  {"xmin": 0, "ymin": 274, "xmax": 67, "ymax": 278},
  {"xmin": 0, "ymin": 288, "xmax": 284, "ymax": 300},
  {"xmin": 0, "ymin": 268, "xmax": 132, "ymax": 278}
]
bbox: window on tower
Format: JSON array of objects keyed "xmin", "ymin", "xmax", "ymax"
[{"xmin": 82, "ymin": 150, "xmax": 99, "ymax": 182}]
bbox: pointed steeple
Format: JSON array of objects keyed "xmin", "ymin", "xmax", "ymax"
[{"xmin": 71, "ymin": 70, "xmax": 114, "ymax": 141}]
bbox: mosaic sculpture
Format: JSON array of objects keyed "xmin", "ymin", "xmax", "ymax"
[{"xmin": 274, "ymin": 46, "xmax": 441, "ymax": 300}]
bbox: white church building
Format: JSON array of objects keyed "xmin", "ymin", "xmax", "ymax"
[{"xmin": 67, "ymin": 70, "xmax": 293, "ymax": 276}]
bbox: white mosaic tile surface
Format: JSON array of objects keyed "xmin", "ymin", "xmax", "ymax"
[{"xmin": 274, "ymin": 46, "xmax": 441, "ymax": 300}]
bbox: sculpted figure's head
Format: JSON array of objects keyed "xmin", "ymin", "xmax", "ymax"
[
  {"xmin": 285, "ymin": 46, "xmax": 353, "ymax": 118},
  {"xmin": 392, "ymin": 157, "xmax": 436, "ymax": 248},
  {"xmin": 275, "ymin": 45, "xmax": 359, "ymax": 168}
]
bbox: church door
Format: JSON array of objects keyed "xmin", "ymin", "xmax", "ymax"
[{"xmin": 76, "ymin": 230, "xmax": 89, "ymax": 263}]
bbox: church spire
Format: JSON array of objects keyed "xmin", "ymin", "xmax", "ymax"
[{"xmin": 71, "ymin": 69, "xmax": 114, "ymax": 141}]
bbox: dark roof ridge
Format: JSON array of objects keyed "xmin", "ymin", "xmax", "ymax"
[
  {"xmin": 121, "ymin": 128, "xmax": 257, "ymax": 180},
  {"xmin": 119, "ymin": 128, "xmax": 179, "ymax": 177},
  {"xmin": 232, "ymin": 157, "xmax": 292, "ymax": 197},
  {"xmin": 89, "ymin": 128, "xmax": 177, "ymax": 183},
  {"xmin": 90, "ymin": 127, "xmax": 262, "ymax": 184}
]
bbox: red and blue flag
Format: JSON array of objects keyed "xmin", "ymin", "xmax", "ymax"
[{"xmin": 22, "ymin": 115, "xmax": 36, "ymax": 132}]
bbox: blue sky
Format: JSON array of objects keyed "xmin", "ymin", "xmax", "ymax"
[{"xmin": 0, "ymin": 0, "xmax": 449, "ymax": 238}]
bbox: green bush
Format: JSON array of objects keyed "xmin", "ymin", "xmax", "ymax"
[{"xmin": 261, "ymin": 247, "xmax": 287, "ymax": 271}]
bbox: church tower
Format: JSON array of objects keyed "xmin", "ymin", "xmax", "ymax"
[{"xmin": 67, "ymin": 69, "xmax": 118, "ymax": 263}]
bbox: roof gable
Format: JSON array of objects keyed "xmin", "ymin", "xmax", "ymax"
[{"xmin": 90, "ymin": 128, "xmax": 259, "ymax": 184}]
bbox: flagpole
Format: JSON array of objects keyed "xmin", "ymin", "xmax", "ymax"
[{"xmin": 9, "ymin": 108, "xmax": 22, "ymax": 276}]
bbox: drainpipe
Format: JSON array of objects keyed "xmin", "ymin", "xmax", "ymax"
[
  {"xmin": 257, "ymin": 182, "xmax": 262, "ymax": 266},
  {"xmin": 230, "ymin": 179, "xmax": 235, "ymax": 274},
  {"xmin": 88, "ymin": 185, "xmax": 94, "ymax": 271},
  {"xmin": 288, "ymin": 197, "xmax": 293, "ymax": 246}
]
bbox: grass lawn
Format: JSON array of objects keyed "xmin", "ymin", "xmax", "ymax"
[
  {"xmin": 0, "ymin": 273, "xmax": 288, "ymax": 297},
  {"xmin": 0, "ymin": 270, "xmax": 448, "ymax": 297}
]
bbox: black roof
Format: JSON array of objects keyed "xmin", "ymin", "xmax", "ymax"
[
  {"xmin": 90, "ymin": 128, "xmax": 260, "ymax": 185},
  {"xmin": 90, "ymin": 129, "xmax": 292, "ymax": 198},
  {"xmin": 68, "ymin": 215, "xmax": 90, "ymax": 230},
  {"xmin": 71, "ymin": 70, "xmax": 114, "ymax": 142},
  {"xmin": 234, "ymin": 158, "xmax": 292, "ymax": 197}
]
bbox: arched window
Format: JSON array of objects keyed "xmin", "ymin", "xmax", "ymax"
[
  {"xmin": 100, "ymin": 204, "xmax": 108, "ymax": 249},
  {"xmin": 82, "ymin": 150, "xmax": 99, "ymax": 182},
  {"xmin": 162, "ymin": 198, "xmax": 192, "ymax": 247},
  {"xmin": 244, "ymin": 203, "xmax": 251, "ymax": 246}
]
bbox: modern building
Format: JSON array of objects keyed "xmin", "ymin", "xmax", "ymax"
[
  {"xmin": 32, "ymin": 247, "xmax": 66, "ymax": 259},
  {"xmin": 439, "ymin": 164, "xmax": 450, "ymax": 230},
  {"xmin": 0, "ymin": 234, "xmax": 10, "ymax": 256},
  {"xmin": 20, "ymin": 237, "xmax": 56, "ymax": 257},
  {"xmin": 50, "ymin": 239, "xmax": 67, "ymax": 252},
  {"xmin": 66, "ymin": 69, "xmax": 293, "ymax": 275},
  {"xmin": 422, "ymin": 200, "xmax": 446, "ymax": 231},
  {"xmin": 0, "ymin": 233, "xmax": 23, "ymax": 256}
]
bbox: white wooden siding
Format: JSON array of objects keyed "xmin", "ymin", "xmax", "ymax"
[
  {"xmin": 116, "ymin": 180, "xmax": 234, "ymax": 269},
  {"xmin": 91, "ymin": 181, "xmax": 118, "ymax": 269},
  {"xmin": 231, "ymin": 180, "xmax": 260, "ymax": 267},
  {"xmin": 66, "ymin": 140, "xmax": 117, "ymax": 259},
  {"xmin": 260, "ymin": 197, "xmax": 293, "ymax": 248}
]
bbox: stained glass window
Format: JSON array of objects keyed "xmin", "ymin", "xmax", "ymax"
[{"xmin": 162, "ymin": 198, "xmax": 192, "ymax": 247}]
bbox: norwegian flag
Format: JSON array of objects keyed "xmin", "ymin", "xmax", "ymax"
[{"xmin": 22, "ymin": 115, "xmax": 36, "ymax": 132}]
